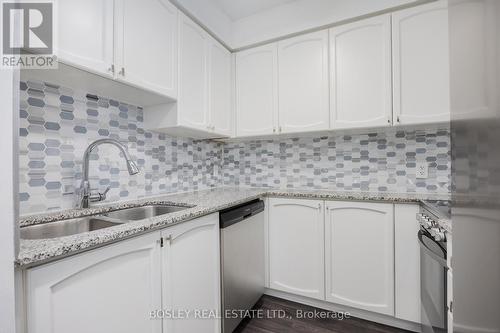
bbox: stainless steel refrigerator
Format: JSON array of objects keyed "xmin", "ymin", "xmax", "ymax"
[{"xmin": 449, "ymin": 0, "xmax": 500, "ymax": 332}]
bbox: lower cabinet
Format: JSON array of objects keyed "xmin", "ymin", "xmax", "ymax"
[
  {"xmin": 394, "ymin": 204, "xmax": 421, "ymax": 323},
  {"xmin": 25, "ymin": 232, "xmax": 163, "ymax": 333},
  {"xmin": 325, "ymin": 201, "xmax": 394, "ymax": 316},
  {"xmin": 267, "ymin": 198, "xmax": 420, "ymax": 321},
  {"xmin": 268, "ymin": 198, "xmax": 325, "ymax": 300},
  {"xmin": 25, "ymin": 213, "xmax": 220, "ymax": 333},
  {"xmin": 161, "ymin": 214, "xmax": 221, "ymax": 333}
]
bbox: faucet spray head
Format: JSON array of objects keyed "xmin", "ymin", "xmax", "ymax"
[{"xmin": 127, "ymin": 160, "xmax": 139, "ymax": 175}]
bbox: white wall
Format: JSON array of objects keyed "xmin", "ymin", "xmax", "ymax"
[
  {"xmin": 174, "ymin": 0, "xmax": 421, "ymax": 49},
  {"xmin": 0, "ymin": 68, "xmax": 19, "ymax": 333}
]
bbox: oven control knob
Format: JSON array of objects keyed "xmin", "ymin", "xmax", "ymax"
[
  {"xmin": 423, "ymin": 219, "xmax": 434, "ymax": 229},
  {"xmin": 430, "ymin": 227, "xmax": 446, "ymax": 242}
]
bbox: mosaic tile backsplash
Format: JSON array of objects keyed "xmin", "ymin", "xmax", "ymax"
[
  {"xmin": 19, "ymin": 80, "xmax": 222, "ymax": 214},
  {"xmin": 222, "ymin": 130, "xmax": 451, "ymax": 193},
  {"xmin": 19, "ymin": 80, "xmax": 451, "ymax": 215}
]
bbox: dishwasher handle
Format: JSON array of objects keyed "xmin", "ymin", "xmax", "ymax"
[{"xmin": 219, "ymin": 200, "xmax": 265, "ymax": 229}]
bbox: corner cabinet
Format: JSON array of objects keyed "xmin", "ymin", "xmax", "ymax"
[
  {"xmin": 278, "ymin": 30, "xmax": 330, "ymax": 134},
  {"xmin": 161, "ymin": 214, "xmax": 221, "ymax": 333},
  {"xmin": 115, "ymin": 0, "xmax": 178, "ymax": 98},
  {"xmin": 325, "ymin": 201, "xmax": 394, "ymax": 316},
  {"xmin": 25, "ymin": 214, "xmax": 221, "ymax": 333},
  {"xmin": 392, "ymin": 0, "xmax": 450, "ymax": 125},
  {"xmin": 177, "ymin": 12, "xmax": 210, "ymax": 133},
  {"xmin": 329, "ymin": 14, "xmax": 392, "ymax": 130},
  {"xmin": 143, "ymin": 13, "xmax": 232, "ymax": 139},
  {"xmin": 235, "ymin": 44, "xmax": 279, "ymax": 137},
  {"xmin": 25, "ymin": 232, "xmax": 162, "ymax": 333},
  {"xmin": 57, "ymin": 0, "xmax": 115, "ymax": 77},
  {"xmin": 267, "ymin": 198, "xmax": 325, "ymax": 300},
  {"xmin": 209, "ymin": 40, "xmax": 233, "ymax": 137}
]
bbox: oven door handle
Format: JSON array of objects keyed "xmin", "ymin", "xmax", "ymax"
[{"xmin": 418, "ymin": 230, "xmax": 448, "ymax": 267}]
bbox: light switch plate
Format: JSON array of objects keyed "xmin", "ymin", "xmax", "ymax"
[{"xmin": 416, "ymin": 162, "xmax": 428, "ymax": 179}]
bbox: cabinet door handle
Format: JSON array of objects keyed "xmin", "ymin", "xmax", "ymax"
[
  {"xmin": 118, "ymin": 67, "xmax": 125, "ymax": 76},
  {"xmin": 318, "ymin": 203, "xmax": 322, "ymax": 209},
  {"xmin": 108, "ymin": 64, "xmax": 115, "ymax": 74},
  {"xmin": 397, "ymin": 116, "xmax": 400, "ymax": 123},
  {"xmin": 279, "ymin": 126, "xmax": 282, "ymax": 133},
  {"xmin": 273, "ymin": 128, "xmax": 276, "ymax": 133}
]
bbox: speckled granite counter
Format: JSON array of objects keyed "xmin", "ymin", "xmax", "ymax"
[{"xmin": 17, "ymin": 187, "xmax": 450, "ymax": 267}]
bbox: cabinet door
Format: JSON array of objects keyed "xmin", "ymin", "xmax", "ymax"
[
  {"xmin": 236, "ymin": 44, "xmax": 278, "ymax": 137},
  {"xmin": 395, "ymin": 204, "xmax": 421, "ymax": 323},
  {"xmin": 57, "ymin": 0, "xmax": 114, "ymax": 77},
  {"xmin": 178, "ymin": 13, "xmax": 210, "ymax": 131},
  {"xmin": 209, "ymin": 39, "xmax": 232, "ymax": 137},
  {"xmin": 162, "ymin": 213, "xmax": 221, "ymax": 333},
  {"xmin": 115, "ymin": 0, "xmax": 178, "ymax": 97},
  {"xmin": 278, "ymin": 30, "xmax": 330, "ymax": 133},
  {"xmin": 26, "ymin": 232, "xmax": 162, "ymax": 333},
  {"xmin": 268, "ymin": 198, "xmax": 325, "ymax": 300},
  {"xmin": 392, "ymin": 0, "xmax": 450, "ymax": 125},
  {"xmin": 325, "ymin": 201, "xmax": 394, "ymax": 316},
  {"xmin": 330, "ymin": 14, "xmax": 392, "ymax": 130}
]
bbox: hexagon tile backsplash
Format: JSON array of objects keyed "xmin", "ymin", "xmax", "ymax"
[
  {"xmin": 19, "ymin": 80, "xmax": 222, "ymax": 214},
  {"xmin": 19, "ymin": 80, "xmax": 451, "ymax": 215}
]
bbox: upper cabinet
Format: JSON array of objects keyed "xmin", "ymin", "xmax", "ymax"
[
  {"xmin": 143, "ymin": 14, "xmax": 233, "ymax": 138},
  {"xmin": 56, "ymin": 1, "xmax": 451, "ymax": 139},
  {"xmin": 57, "ymin": 0, "xmax": 114, "ymax": 77},
  {"xmin": 235, "ymin": 44, "xmax": 279, "ymax": 137},
  {"xmin": 330, "ymin": 15, "xmax": 392, "ymax": 130},
  {"xmin": 209, "ymin": 39, "xmax": 233, "ymax": 137},
  {"xmin": 392, "ymin": 0, "xmax": 450, "ymax": 125},
  {"xmin": 56, "ymin": 0, "xmax": 178, "ymax": 101},
  {"xmin": 115, "ymin": 0, "xmax": 178, "ymax": 98},
  {"xmin": 177, "ymin": 12, "xmax": 210, "ymax": 132},
  {"xmin": 278, "ymin": 31, "xmax": 330, "ymax": 134}
]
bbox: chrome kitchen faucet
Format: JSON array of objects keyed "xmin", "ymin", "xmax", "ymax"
[{"xmin": 77, "ymin": 139, "xmax": 139, "ymax": 208}]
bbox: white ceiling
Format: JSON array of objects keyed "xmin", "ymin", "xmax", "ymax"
[{"xmin": 211, "ymin": 0, "xmax": 297, "ymax": 21}]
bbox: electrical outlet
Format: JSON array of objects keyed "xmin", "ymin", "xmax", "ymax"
[{"xmin": 416, "ymin": 162, "xmax": 428, "ymax": 179}]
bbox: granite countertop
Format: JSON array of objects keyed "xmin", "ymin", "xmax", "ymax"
[{"xmin": 17, "ymin": 187, "xmax": 451, "ymax": 267}]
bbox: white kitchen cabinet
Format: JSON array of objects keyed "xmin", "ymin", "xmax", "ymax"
[
  {"xmin": 115, "ymin": 0, "xmax": 178, "ymax": 98},
  {"xmin": 25, "ymin": 232, "xmax": 162, "ymax": 333},
  {"xmin": 278, "ymin": 30, "xmax": 330, "ymax": 134},
  {"xmin": 144, "ymin": 15, "xmax": 232, "ymax": 138},
  {"xmin": 57, "ymin": 0, "xmax": 114, "ymax": 77},
  {"xmin": 177, "ymin": 12, "xmax": 210, "ymax": 132},
  {"xmin": 268, "ymin": 198, "xmax": 325, "ymax": 300},
  {"xmin": 329, "ymin": 15, "xmax": 392, "ymax": 130},
  {"xmin": 392, "ymin": 0, "xmax": 450, "ymax": 125},
  {"xmin": 395, "ymin": 204, "xmax": 421, "ymax": 323},
  {"xmin": 236, "ymin": 44, "xmax": 279, "ymax": 137},
  {"xmin": 161, "ymin": 213, "xmax": 221, "ymax": 333},
  {"xmin": 209, "ymin": 38, "xmax": 233, "ymax": 137},
  {"xmin": 325, "ymin": 201, "xmax": 394, "ymax": 316}
]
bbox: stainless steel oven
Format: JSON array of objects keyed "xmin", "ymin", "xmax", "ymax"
[{"xmin": 418, "ymin": 206, "xmax": 448, "ymax": 333}]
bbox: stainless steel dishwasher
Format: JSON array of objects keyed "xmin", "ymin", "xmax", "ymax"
[{"xmin": 220, "ymin": 199, "xmax": 265, "ymax": 333}]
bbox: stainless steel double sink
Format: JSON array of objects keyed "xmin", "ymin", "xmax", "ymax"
[{"xmin": 20, "ymin": 204, "xmax": 191, "ymax": 240}]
